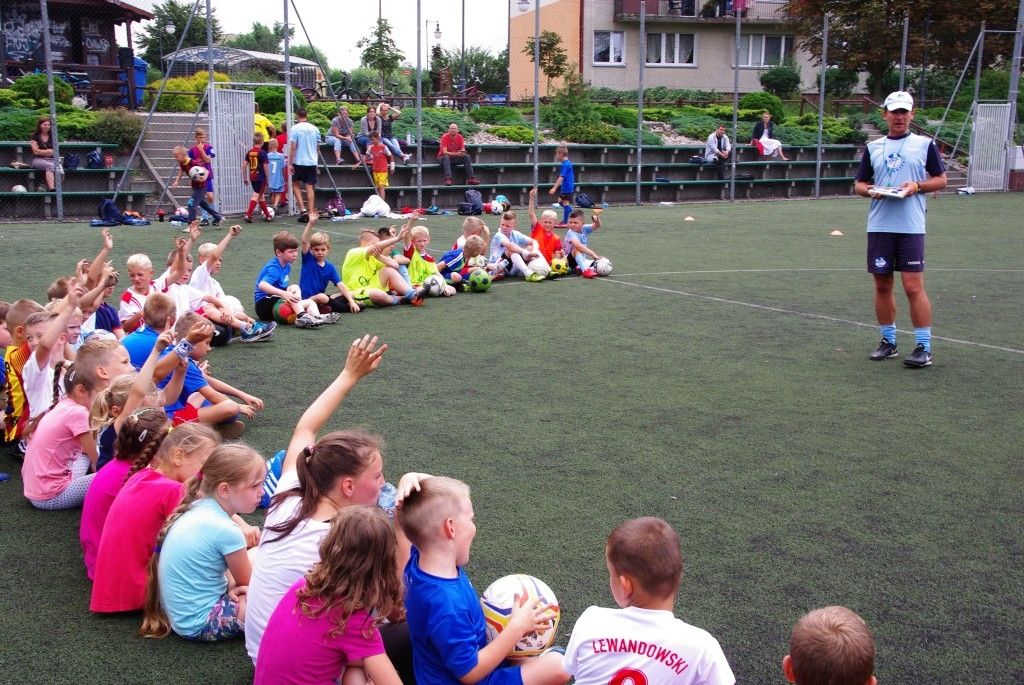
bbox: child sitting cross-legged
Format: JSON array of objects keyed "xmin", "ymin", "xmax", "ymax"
[
  {"xmin": 139, "ymin": 443, "xmax": 266, "ymax": 641},
  {"xmin": 254, "ymin": 230, "xmax": 337, "ymax": 329},
  {"xmin": 300, "ymin": 213, "xmax": 363, "ymax": 314},
  {"xmin": 405, "ymin": 225, "xmax": 456, "ymax": 297},
  {"xmin": 399, "ymin": 476, "xmax": 569, "ymax": 685},
  {"xmin": 437, "ymin": 234, "xmax": 488, "ymax": 291},
  {"xmin": 341, "ymin": 221, "xmax": 427, "ymax": 308},
  {"xmin": 561, "ymin": 517, "xmax": 735, "ymax": 685},
  {"xmin": 253, "ymin": 506, "xmax": 406, "ymax": 685},
  {"xmin": 562, "ymin": 209, "xmax": 604, "ymax": 278},
  {"xmin": 191, "ymin": 224, "xmax": 276, "ymax": 342}
]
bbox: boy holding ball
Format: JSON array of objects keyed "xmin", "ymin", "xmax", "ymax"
[
  {"xmin": 399, "ymin": 476, "xmax": 568, "ymax": 685},
  {"xmin": 562, "ymin": 517, "xmax": 734, "ymax": 685}
]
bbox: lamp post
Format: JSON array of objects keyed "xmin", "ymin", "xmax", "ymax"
[
  {"xmin": 460, "ymin": 0, "xmax": 466, "ymax": 95},
  {"xmin": 424, "ymin": 21, "xmax": 441, "ymax": 93},
  {"xmin": 159, "ymin": 21, "xmax": 175, "ymax": 73}
]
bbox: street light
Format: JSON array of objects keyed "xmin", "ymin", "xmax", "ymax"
[
  {"xmin": 424, "ymin": 21, "xmax": 441, "ymax": 91},
  {"xmin": 460, "ymin": 0, "xmax": 466, "ymax": 96},
  {"xmin": 518, "ymin": 0, "xmax": 529, "ymax": 11},
  {"xmin": 159, "ymin": 21, "xmax": 175, "ymax": 73}
]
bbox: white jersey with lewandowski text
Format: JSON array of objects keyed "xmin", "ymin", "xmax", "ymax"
[{"xmin": 563, "ymin": 605, "xmax": 735, "ymax": 685}]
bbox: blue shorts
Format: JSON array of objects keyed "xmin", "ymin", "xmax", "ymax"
[
  {"xmin": 867, "ymin": 232, "xmax": 925, "ymax": 274},
  {"xmin": 204, "ymin": 177, "xmax": 214, "ymax": 193},
  {"xmin": 185, "ymin": 592, "xmax": 244, "ymax": 642}
]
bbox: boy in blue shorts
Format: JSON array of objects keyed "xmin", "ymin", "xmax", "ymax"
[
  {"xmin": 562, "ymin": 209, "xmax": 604, "ymax": 277},
  {"xmin": 548, "ymin": 145, "xmax": 574, "ymax": 226},
  {"xmin": 254, "ymin": 231, "xmax": 335, "ymax": 328},
  {"xmin": 266, "ymin": 138, "xmax": 286, "ymax": 210},
  {"xmin": 398, "ymin": 476, "xmax": 568, "ymax": 685},
  {"xmin": 172, "ymin": 145, "xmax": 223, "ymax": 227},
  {"xmin": 300, "ymin": 214, "xmax": 363, "ymax": 314},
  {"xmin": 243, "ymin": 133, "xmax": 273, "ymax": 223}
]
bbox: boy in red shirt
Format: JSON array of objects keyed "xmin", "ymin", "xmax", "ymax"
[{"xmin": 365, "ymin": 131, "xmax": 393, "ymax": 202}]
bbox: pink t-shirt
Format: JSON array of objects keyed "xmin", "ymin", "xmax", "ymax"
[
  {"xmin": 80, "ymin": 458, "xmax": 133, "ymax": 580},
  {"xmin": 254, "ymin": 580, "xmax": 385, "ymax": 685},
  {"xmin": 21, "ymin": 396, "xmax": 91, "ymax": 501},
  {"xmin": 90, "ymin": 468, "xmax": 184, "ymax": 612}
]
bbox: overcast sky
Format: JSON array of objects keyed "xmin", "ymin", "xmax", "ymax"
[{"xmin": 130, "ymin": 0, "xmax": 511, "ymax": 71}]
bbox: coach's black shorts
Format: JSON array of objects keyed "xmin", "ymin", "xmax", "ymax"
[
  {"xmin": 867, "ymin": 232, "xmax": 925, "ymax": 274},
  {"xmin": 292, "ymin": 164, "xmax": 317, "ymax": 185}
]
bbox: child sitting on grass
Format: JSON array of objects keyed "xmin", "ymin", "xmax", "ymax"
[
  {"xmin": 254, "ymin": 230, "xmax": 338, "ymax": 329},
  {"xmin": 405, "ymin": 225, "xmax": 456, "ymax": 297},
  {"xmin": 782, "ymin": 607, "xmax": 875, "ymax": 685},
  {"xmin": 437, "ymin": 235, "xmax": 487, "ymax": 290},
  {"xmin": 191, "ymin": 224, "xmax": 276, "ymax": 342},
  {"xmin": 399, "ymin": 476, "xmax": 568, "ymax": 685},
  {"xmin": 91, "ymin": 420, "xmax": 220, "ymax": 613},
  {"xmin": 300, "ymin": 214, "xmax": 363, "ymax": 314},
  {"xmin": 254, "ymin": 507, "xmax": 406, "ymax": 685},
  {"xmin": 488, "ymin": 211, "xmax": 545, "ymax": 282},
  {"xmin": 4, "ymin": 298, "xmax": 46, "ymax": 458},
  {"xmin": 562, "ymin": 517, "xmax": 734, "ymax": 685},
  {"xmin": 528, "ymin": 187, "xmax": 565, "ymax": 264},
  {"xmin": 341, "ymin": 223, "xmax": 427, "ymax": 308},
  {"xmin": 140, "ymin": 444, "xmax": 266, "ymax": 641},
  {"xmin": 453, "ymin": 215, "xmax": 491, "ymax": 250},
  {"xmin": 562, "ymin": 209, "xmax": 604, "ymax": 278}
]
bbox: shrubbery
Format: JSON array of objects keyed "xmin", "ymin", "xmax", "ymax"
[
  {"xmin": 145, "ymin": 71, "xmax": 229, "ymax": 113},
  {"xmin": 560, "ymin": 123, "xmax": 621, "ymax": 144},
  {"xmin": 87, "ymin": 109, "xmax": 144, "ymax": 152},
  {"xmin": 758, "ymin": 62, "xmax": 802, "ymax": 98},
  {"xmin": 0, "ymin": 88, "xmax": 19, "ymax": 108},
  {"xmin": 12, "ymin": 73, "xmax": 74, "ymax": 106},
  {"xmin": 618, "ymin": 127, "xmax": 663, "ymax": 146},
  {"xmin": 469, "ymin": 106, "xmax": 524, "ymax": 125},
  {"xmin": 488, "ymin": 125, "xmax": 539, "ymax": 143},
  {"xmin": 253, "ymin": 85, "xmax": 304, "ymax": 116},
  {"xmin": 738, "ymin": 92, "xmax": 784, "ymax": 123}
]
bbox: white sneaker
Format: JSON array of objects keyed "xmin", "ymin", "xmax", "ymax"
[{"xmin": 294, "ymin": 312, "xmax": 321, "ymax": 329}]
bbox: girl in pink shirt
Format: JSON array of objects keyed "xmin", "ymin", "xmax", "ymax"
[{"xmin": 254, "ymin": 506, "xmax": 405, "ymax": 685}]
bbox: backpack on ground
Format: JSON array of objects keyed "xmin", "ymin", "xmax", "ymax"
[
  {"xmin": 86, "ymin": 149, "xmax": 105, "ymax": 169},
  {"xmin": 576, "ymin": 192, "xmax": 594, "ymax": 208},
  {"xmin": 459, "ymin": 189, "xmax": 483, "ymax": 215},
  {"xmin": 64, "ymin": 153, "xmax": 80, "ymax": 170},
  {"xmin": 93, "ymin": 198, "xmax": 125, "ymax": 226}
]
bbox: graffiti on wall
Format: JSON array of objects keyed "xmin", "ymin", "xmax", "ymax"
[
  {"xmin": 81, "ymin": 19, "xmax": 110, "ymax": 54},
  {"xmin": 2, "ymin": 4, "xmax": 72, "ymax": 61}
]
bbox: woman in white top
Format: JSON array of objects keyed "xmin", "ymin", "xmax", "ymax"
[
  {"xmin": 751, "ymin": 111, "xmax": 789, "ymax": 161},
  {"xmin": 244, "ymin": 335, "xmax": 426, "ymax": 685}
]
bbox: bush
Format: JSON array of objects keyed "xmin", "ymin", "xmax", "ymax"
[
  {"xmin": 589, "ymin": 86, "xmax": 722, "ymax": 104},
  {"xmin": 821, "ymin": 69, "xmax": 859, "ymax": 98},
  {"xmin": 595, "ymin": 105, "xmax": 637, "ymax": 127},
  {"xmin": 0, "ymin": 107, "xmax": 49, "ymax": 141},
  {"xmin": 389, "ymin": 108, "xmax": 477, "ymax": 142},
  {"xmin": 254, "ymin": 85, "xmax": 304, "ymax": 117},
  {"xmin": 617, "ymin": 127, "xmax": 663, "ymax": 146},
  {"xmin": 11, "ymin": 73, "xmax": 74, "ymax": 106},
  {"xmin": 0, "ymin": 89, "xmax": 18, "ymax": 108},
  {"xmin": 488, "ymin": 125, "xmax": 539, "ymax": 143},
  {"xmin": 55, "ymin": 107, "xmax": 99, "ymax": 141},
  {"xmin": 469, "ymin": 106, "xmax": 524, "ymax": 125},
  {"xmin": 865, "ymin": 70, "xmax": 901, "ymax": 100},
  {"xmin": 759, "ymin": 62, "xmax": 802, "ymax": 98},
  {"xmin": 738, "ymin": 92, "xmax": 785, "ymax": 123},
  {"xmin": 561, "ymin": 123, "xmax": 621, "ymax": 144},
  {"xmin": 147, "ymin": 77, "xmax": 201, "ymax": 112},
  {"xmin": 668, "ymin": 113, "xmax": 720, "ymax": 140},
  {"xmin": 87, "ymin": 109, "xmax": 144, "ymax": 152}
]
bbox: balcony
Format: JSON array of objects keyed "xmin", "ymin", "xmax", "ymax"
[{"xmin": 614, "ymin": 0, "xmax": 787, "ymax": 24}]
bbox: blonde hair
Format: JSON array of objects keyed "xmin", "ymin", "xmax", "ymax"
[
  {"xmin": 541, "ymin": 209, "xmax": 558, "ymax": 221},
  {"xmin": 126, "ymin": 420, "xmax": 219, "ymax": 482},
  {"xmin": 194, "ymin": 127, "xmax": 207, "ymax": 137},
  {"xmin": 196, "ymin": 242, "xmax": 218, "ymax": 260},
  {"xmin": 464, "ymin": 235, "xmax": 486, "ymax": 258},
  {"xmin": 140, "ymin": 443, "xmax": 264, "ymax": 638},
  {"xmin": 309, "ymin": 232, "xmax": 331, "ymax": 248},
  {"xmin": 126, "ymin": 253, "xmax": 153, "ymax": 271},
  {"xmin": 501, "ymin": 211, "xmax": 516, "ymax": 222},
  {"xmin": 410, "ymin": 226, "xmax": 430, "ymax": 241},
  {"xmin": 89, "ymin": 373, "xmax": 141, "ymax": 433},
  {"xmin": 462, "ymin": 216, "xmax": 485, "ymax": 234},
  {"xmin": 397, "ymin": 476, "xmax": 470, "ymax": 549}
]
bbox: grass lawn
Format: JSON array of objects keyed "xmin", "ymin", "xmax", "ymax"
[{"xmin": 1, "ymin": 193, "xmax": 1022, "ymax": 684}]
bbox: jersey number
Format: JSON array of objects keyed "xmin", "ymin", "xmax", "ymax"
[{"xmin": 610, "ymin": 667, "xmax": 648, "ymax": 685}]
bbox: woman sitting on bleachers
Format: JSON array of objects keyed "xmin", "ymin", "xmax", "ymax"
[{"xmin": 30, "ymin": 116, "xmax": 63, "ymax": 191}]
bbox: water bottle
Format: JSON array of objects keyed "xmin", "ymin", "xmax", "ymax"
[
  {"xmin": 378, "ymin": 482, "xmax": 397, "ymax": 521},
  {"xmin": 406, "ymin": 132, "xmax": 412, "ymax": 145},
  {"xmin": 157, "ymin": 208, "xmax": 165, "ymax": 222}
]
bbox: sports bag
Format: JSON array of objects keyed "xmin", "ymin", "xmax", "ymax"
[
  {"xmin": 64, "ymin": 153, "xmax": 80, "ymax": 170},
  {"xmin": 688, "ymin": 155, "xmax": 707, "ymax": 165},
  {"xmin": 576, "ymin": 192, "xmax": 594, "ymax": 208},
  {"xmin": 464, "ymin": 189, "xmax": 483, "ymax": 214},
  {"xmin": 86, "ymin": 149, "xmax": 105, "ymax": 169},
  {"xmin": 97, "ymin": 198, "xmax": 125, "ymax": 224}
]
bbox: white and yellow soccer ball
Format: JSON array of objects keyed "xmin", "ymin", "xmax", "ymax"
[
  {"xmin": 481, "ymin": 574, "xmax": 561, "ymax": 658},
  {"xmin": 593, "ymin": 258, "xmax": 613, "ymax": 276},
  {"xmin": 527, "ymin": 257, "xmax": 551, "ymax": 279},
  {"xmin": 549, "ymin": 258, "xmax": 569, "ymax": 277}
]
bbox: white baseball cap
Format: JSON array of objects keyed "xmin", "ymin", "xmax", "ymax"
[{"xmin": 883, "ymin": 91, "xmax": 914, "ymax": 111}]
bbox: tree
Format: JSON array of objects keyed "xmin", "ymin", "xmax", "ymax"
[
  {"xmin": 134, "ymin": 0, "xmax": 223, "ymax": 69},
  {"xmin": 223, "ymin": 22, "xmax": 292, "ymax": 54},
  {"xmin": 288, "ymin": 44, "xmax": 331, "ymax": 75},
  {"xmin": 523, "ymin": 31, "xmax": 569, "ymax": 95},
  {"xmin": 784, "ymin": 1, "xmax": 1018, "ymax": 99},
  {"xmin": 356, "ymin": 19, "xmax": 405, "ymax": 91},
  {"xmin": 430, "ymin": 46, "xmax": 509, "ymax": 95}
]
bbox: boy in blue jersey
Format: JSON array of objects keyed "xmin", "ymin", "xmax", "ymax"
[
  {"xmin": 562, "ymin": 209, "xmax": 604, "ymax": 277},
  {"xmin": 299, "ymin": 214, "xmax": 363, "ymax": 314},
  {"xmin": 854, "ymin": 91, "xmax": 946, "ymax": 367},
  {"xmin": 266, "ymin": 138, "xmax": 286, "ymax": 210},
  {"xmin": 254, "ymin": 230, "xmax": 334, "ymax": 328},
  {"xmin": 549, "ymin": 145, "xmax": 575, "ymax": 226},
  {"xmin": 398, "ymin": 476, "xmax": 568, "ymax": 685},
  {"xmin": 437, "ymin": 235, "xmax": 487, "ymax": 290}
]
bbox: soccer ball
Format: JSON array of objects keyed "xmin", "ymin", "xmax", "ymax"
[
  {"xmin": 494, "ymin": 194, "xmax": 508, "ymax": 206},
  {"xmin": 72, "ymin": 96, "xmax": 88, "ymax": 109},
  {"xmin": 527, "ymin": 257, "xmax": 551, "ymax": 279},
  {"xmin": 11, "ymin": 184, "xmax": 27, "ymax": 193},
  {"xmin": 188, "ymin": 165, "xmax": 209, "ymax": 183},
  {"xmin": 593, "ymin": 258, "xmax": 613, "ymax": 276},
  {"xmin": 467, "ymin": 255, "xmax": 487, "ymax": 269},
  {"xmin": 210, "ymin": 323, "xmax": 233, "ymax": 347},
  {"xmin": 481, "ymin": 574, "xmax": 561, "ymax": 658},
  {"xmin": 273, "ymin": 300, "xmax": 297, "ymax": 325},
  {"xmin": 423, "ymin": 274, "xmax": 447, "ymax": 296},
  {"xmin": 549, "ymin": 258, "xmax": 569, "ymax": 277},
  {"xmin": 489, "ymin": 201, "xmax": 503, "ymax": 215},
  {"xmin": 468, "ymin": 270, "xmax": 492, "ymax": 292},
  {"xmin": 265, "ymin": 206, "xmax": 275, "ymax": 220}
]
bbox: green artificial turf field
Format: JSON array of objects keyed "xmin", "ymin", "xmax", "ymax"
[{"xmin": 0, "ymin": 194, "xmax": 1022, "ymax": 684}]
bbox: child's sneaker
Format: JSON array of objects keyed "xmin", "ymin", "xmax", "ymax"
[
  {"xmin": 402, "ymin": 287, "xmax": 427, "ymax": 306},
  {"xmin": 317, "ymin": 312, "xmax": 341, "ymax": 324},
  {"xmin": 294, "ymin": 312, "xmax": 322, "ymax": 329},
  {"xmin": 215, "ymin": 420, "xmax": 246, "ymax": 440},
  {"xmin": 240, "ymin": 321, "xmax": 276, "ymax": 342},
  {"xmin": 582, "ymin": 268, "xmax": 598, "ymax": 278},
  {"xmin": 525, "ymin": 272, "xmax": 545, "ymax": 282},
  {"xmin": 243, "ymin": 215, "xmax": 254, "ymax": 224}
]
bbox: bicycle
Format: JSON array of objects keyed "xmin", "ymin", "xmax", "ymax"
[
  {"xmin": 435, "ymin": 77, "xmax": 487, "ymax": 110},
  {"xmin": 364, "ymin": 81, "xmax": 415, "ymax": 109},
  {"xmin": 299, "ymin": 73, "xmax": 365, "ymax": 103}
]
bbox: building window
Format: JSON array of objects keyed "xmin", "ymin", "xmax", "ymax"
[
  {"xmin": 646, "ymin": 33, "xmax": 695, "ymax": 65},
  {"xmin": 739, "ymin": 34, "xmax": 793, "ymax": 66},
  {"xmin": 594, "ymin": 31, "xmax": 625, "ymax": 64}
]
